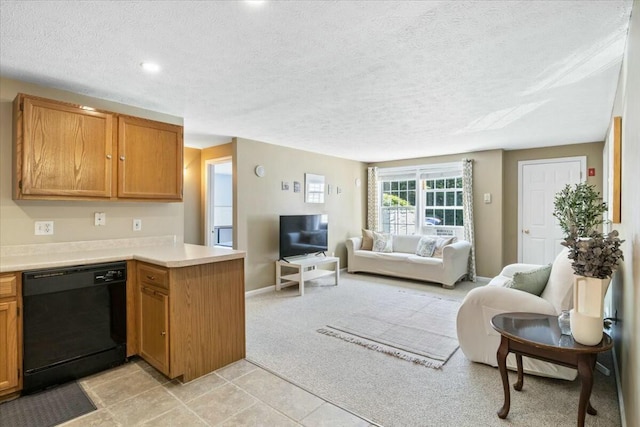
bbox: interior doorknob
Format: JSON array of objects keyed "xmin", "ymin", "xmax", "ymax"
[{"xmin": 523, "ymin": 229, "xmax": 530, "ymax": 234}]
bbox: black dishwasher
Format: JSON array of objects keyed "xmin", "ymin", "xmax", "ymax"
[{"xmin": 22, "ymin": 262, "xmax": 127, "ymax": 394}]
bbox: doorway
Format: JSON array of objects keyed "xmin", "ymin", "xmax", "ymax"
[
  {"xmin": 205, "ymin": 158, "xmax": 233, "ymax": 248},
  {"xmin": 518, "ymin": 157, "xmax": 585, "ymax": 264}
]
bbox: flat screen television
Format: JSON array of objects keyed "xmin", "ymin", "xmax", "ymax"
[{"xmin": 279, "ymin": 214, "xmax": 328, "ymax": 259}]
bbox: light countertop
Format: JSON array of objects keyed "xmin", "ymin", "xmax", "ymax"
[{"xmin": 0, "ymin": 238, "xmax": 245, "ymax": 273}]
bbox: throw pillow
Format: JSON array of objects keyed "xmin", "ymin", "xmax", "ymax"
[
  {"xmin": 372, "ymin": 231, "xmax": 393, "ymax": 253},
  {"xmin": 432, "ymin": 236, "xmax": 457, "ymax": 258},
  {"xmin": 416, "ymin": 236, "xmax": 437, "ymax": 257},
  {"xmin": 361, "ymin": 229, "xmax": 374, "ymax": 251},
  {"xmin": 506, "ymin": 264, "xmax": 552, "ymax": 296}
]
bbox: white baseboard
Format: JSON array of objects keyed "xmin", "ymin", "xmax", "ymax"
[
  {"xmin": 245, "ymin": 286, "xmax": 275, "ymax": 298},
  {"xmin": 612, "ymin": 346, "xmax": 627, "ymax": 427}
]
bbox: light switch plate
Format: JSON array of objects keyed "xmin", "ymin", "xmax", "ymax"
[
  {"xmin": 133, "ymin": 219, "xmax": 142, "ymax": 231},
  {"xmin": 484, "ymin": 193, "xmax": 492, "ymax": 204}
]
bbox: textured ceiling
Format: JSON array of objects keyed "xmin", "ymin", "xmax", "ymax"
[{"xmin": 0, "ymin": 1, "xmax": 633, "ymax": 162}]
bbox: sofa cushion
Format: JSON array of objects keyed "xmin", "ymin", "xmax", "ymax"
[
  {"xmin": 487, "ymin": 275, "xmax": 512, "ymax": 287},
  {"xmin": 540, "ymin": 249, "xmax": 575, "ymax": 313},
  {"xmin": 372, "ymin": 231, "xmax": 393, "ymax": 253},
  {"xmin": 407, "ymin": 255, "xmax": 443, "ymax": 266},
  {"xmin": 505, "ymin": 264, "xmax": 552, "ymax": 296},
  {"xmin": 375, "ymin": 252, "xmax": 413, "ymax": 261},
  {"xmin": 353, "ymin": 250, "xmax": 380, "ymax": 259},
  {"xmin": 433, "ymin": 236, "xmax": 457, "ymax": 258},
  {"xmin": 392, "ymin": 234, "xmax": 422, "ymax": 254},
  {"xmin": 361, "ymin": 229, "xmax": 374, "ymax": 251},
  {"xmin": 416, "ymin": 236, "xmax": 437, "ymax": 257}
]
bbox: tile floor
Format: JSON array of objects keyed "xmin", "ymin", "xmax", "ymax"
[{"xmin": 60, "ymin": 357, "xmax": 373, "ymax": 427}]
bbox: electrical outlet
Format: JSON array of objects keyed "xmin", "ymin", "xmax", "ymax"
[
  {"xmin": 94, "ymin": 212, "xmax": 106, "ymax": 226},
  {"xmin": 35, "ymin": 221, "xmax": 54, "ymax": 235},
  {"xmin": 133, "ymin": 219, "xmax": 142, "ymax": 231}
]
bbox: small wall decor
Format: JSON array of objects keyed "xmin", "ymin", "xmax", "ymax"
[
  {"xmin": 327, "ymin": 184, "xmax": 332, "ymax": 195},
  {"xmin": 305, "ymin": 173, "xmax": 325, "ymax": 203},
  {"xmin": 337, "ymin": 186, "xmax": 342, "ymax": 194},
  {"xmin": 281, "ymin": 181, "xmax": 290, "ymax": 191},
  {"xmin": 293, "ymin": 181, "xmax": 301, "ymax": 193}
]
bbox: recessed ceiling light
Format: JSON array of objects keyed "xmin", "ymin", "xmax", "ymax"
[
  {"xmin": 245, "ymin": 1, "xmax": 266, "ymax": 6},
  {"xmin": 140, "ymin": 62, "xmax": 161, "ymax": 73}
]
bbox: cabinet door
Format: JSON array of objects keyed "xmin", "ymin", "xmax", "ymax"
[
  {"xmin": 118, "ymin": 116, "xmax": 183, "ymax": 200},
  {"xmin": 139, "ymin": 286, "xmax": 170, "ymax": 375},
  {"xmin": 19, "ymin": 96, "xmax": 114, "ymax": 198},
  {"xmin": 0, "ymin": 301, "xmax": 18, "ymax": 393}
]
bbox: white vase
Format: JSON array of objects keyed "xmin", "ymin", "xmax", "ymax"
[{"xmin": 570, "ymin": 275, "xmax": 610, "ymax": 345}]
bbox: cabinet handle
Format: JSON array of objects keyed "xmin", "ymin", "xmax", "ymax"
[
  {"xmin": 106, "ymin": 154, "xmax": 112, "ymax": 159},
  {"xmin": 146, "ymin": 275, "xmax": 156, "ymax": 281},
  {"xmin": 120, "ymin": 156, "xmax": 125, "ymax": 161},
  {"xmin": 161, "ymin": 331, "xmax": 166, "ymax": 336}
]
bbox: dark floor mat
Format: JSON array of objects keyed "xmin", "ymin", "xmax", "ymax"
[{"xmin": 0, "ymin": 381, "xmax": 96, "ymax": 427}]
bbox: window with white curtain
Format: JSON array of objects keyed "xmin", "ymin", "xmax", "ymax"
[{"xmin": 378, "ymin": 163, "xmax": 463, "ymax": 235}]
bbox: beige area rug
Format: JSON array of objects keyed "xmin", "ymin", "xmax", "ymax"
[{"xmin": 317, "ymin": 291, "xmax": 460, "ymax": 368}]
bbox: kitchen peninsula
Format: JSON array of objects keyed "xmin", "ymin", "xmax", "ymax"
[{"xmin": 0, "ymin": 236, "xmax": 246, "ymax": 400}]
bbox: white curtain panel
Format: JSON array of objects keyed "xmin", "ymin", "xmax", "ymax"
[
  {"xmin": 462, "ymin": 159, "xmax": 477, "ymax": 282},
  {"xmin": 367, "ymin": 167, "xmax": 379, "ymax": 231}
]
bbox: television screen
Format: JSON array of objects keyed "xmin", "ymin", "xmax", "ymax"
[{"xmin": 279, "ymin": 214, "xmax": 328, "ymax": 259}]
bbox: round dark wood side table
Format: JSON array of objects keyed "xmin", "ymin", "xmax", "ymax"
[{"xmin": 490, "ymin": 312, "xmax": 613, "ymax": 427}]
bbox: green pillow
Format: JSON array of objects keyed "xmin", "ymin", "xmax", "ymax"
[{"xmin": 506, "ymin": 264, "xmax": 552, "ymax": 296}]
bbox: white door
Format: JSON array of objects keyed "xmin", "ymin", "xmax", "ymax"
[{"xmin": 518, "ymin": 157, "xmax": 585, "ymax": 264}]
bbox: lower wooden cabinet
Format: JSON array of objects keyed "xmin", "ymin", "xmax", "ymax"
[
  {"xmin": 139, "ymin": 285, "xmax": 170, "ymax": 376},
  {"xmin": 0, "ymin": 273, "xmax": 21, "ymax": 398},
  {"xmin": 135, "ymin": 259, "xmax": 245, "ymax": 382}
]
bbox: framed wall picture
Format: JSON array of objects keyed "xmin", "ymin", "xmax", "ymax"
[
  {"xmin": 305, "ymin": 173, "xmax": 325, "ymax": 203},
  {"xmin": 609, "ymin": 116, "xmax": 622, "ymax": 223}
]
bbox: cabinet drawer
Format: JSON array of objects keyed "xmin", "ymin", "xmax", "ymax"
[
  {"xmin": 138, "ymin": 264, "xmax": 168, "ymax": 289},
  {"xmin": 0, "ymin": 275, "xmax": 17, "ymax": 298}
]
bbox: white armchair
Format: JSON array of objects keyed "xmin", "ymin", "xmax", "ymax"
[{"xmin": 456, "ymin": 249, "xmax": 577, "ymax": 380}]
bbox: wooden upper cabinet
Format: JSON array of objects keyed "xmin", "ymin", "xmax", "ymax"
[
  {"xmin": 15, "ymin": 95, "xmax": 114, "ymax": 199},
  {"xmin": 13, "ymin": 93, "xmax": 183, "ymax": 202},
  {"xmin": 118, "ymin": 116, "xmax": 183, "ymax": 200}
]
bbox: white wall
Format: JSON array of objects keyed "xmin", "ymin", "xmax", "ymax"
[
  {"xmin": 233, "ymin": 137, "xmax": 366, "ymax": 291},
  {"xmin": 609, "ymin": 2, "xmax": 640, "ymax": 425}
]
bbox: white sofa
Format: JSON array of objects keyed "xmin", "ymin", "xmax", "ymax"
[
  {"xmin": 345, "ymin": 234, "xmax": 471, "ymax": 288},
  {"xmin": 456, "ymin": 248, "xmax": 577, "ymax": 380}
]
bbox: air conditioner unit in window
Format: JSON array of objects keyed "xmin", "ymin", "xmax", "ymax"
[{"xmin": 436, "ymin": 228, "xmax": 455, "ymax": 236}]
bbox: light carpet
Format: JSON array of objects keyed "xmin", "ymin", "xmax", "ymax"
[
  {"xmin": 246, "ymin": 272, "xmax": 621, "ymax": 427},
  {"xmin": 318, "ymin": 292, "xmax": 459, "ymax": 368}
]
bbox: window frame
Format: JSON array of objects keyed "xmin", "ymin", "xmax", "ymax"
[
  {"xmin": 422, "ymin": 176, "xmax": 464, "ymax": 227},
  {"xmin": 377, "ymin": 163, "xmax": 464, "ymax": 234}
]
